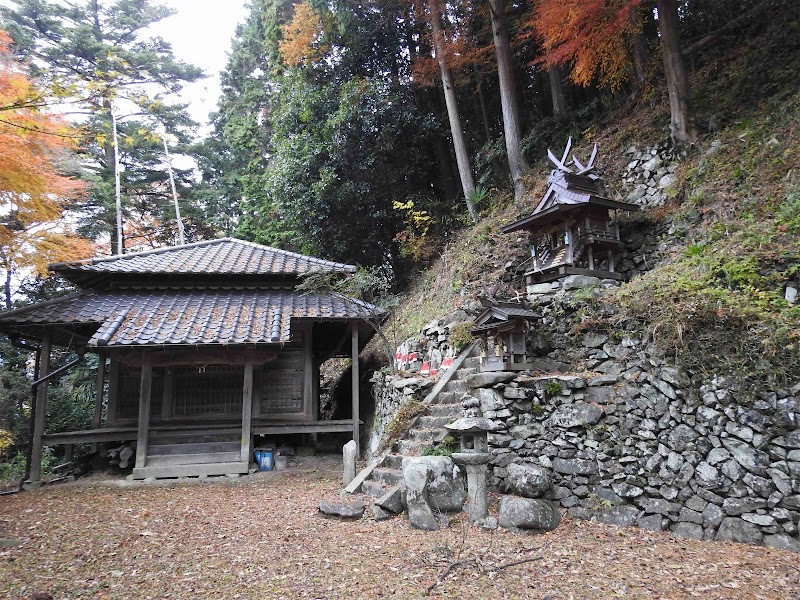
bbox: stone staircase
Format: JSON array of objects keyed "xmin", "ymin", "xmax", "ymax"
[{"xmin": 361, "ymin": 352, "xmax": 482, "ymax": 497}]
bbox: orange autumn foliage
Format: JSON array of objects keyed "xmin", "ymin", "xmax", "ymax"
[
  {"xmin": 0, "ymin": 30, "xmax": 93, "ymax": 279},
  {"xmin": 279, "ymin": 2, "xmax": 329, "ymax": 67},
  {"xmin": 529, "ymin": 0, "xmax": 644, "ymax": 90}
]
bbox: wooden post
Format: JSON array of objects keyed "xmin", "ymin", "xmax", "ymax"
[
  {"xmin": 241, "ymin": 361, "xmax": 254, "ymax": 464},
  {"xmin": 565, "ymin": 227, "xmax": 573, "ymax": 264},
  {"xmin": 303, "ymin": 321, "xmax": 314, "ymax": 420},
  {"xmin": 351, "ymin": 323, "xmax": 360, "ymax": 457},
  {"xmin": 134, "ymin": 359, "xmax": 152, "ymax": 469},
  {"xmin": 107, "ymin": 358, "xmax": 120, "ymax": 426},
  {"xmin": 91, "ymin": 351, "xmax": 106, "ymax": 452},
  {"xmin": 162, "ymin": 368, "xmax": 174, "ymax": 420},
  {"xmin": 29, "ymin": 334, "xmax": 51, "ymax": 486}
]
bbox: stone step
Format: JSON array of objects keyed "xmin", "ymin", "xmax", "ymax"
[
  {"xmin": 445, "ymin": 380, "xmax": 468, "ymax": 393},
  {"xmin": 397, "ymin": 439, "xmax": 428, "ymax": 456},
  {"xmin": 435, "ymin": 390, "xmax": 457, "ymax": 405},
  {"xmin": 463, "ymin": 356, "xmax": 482, "ymax": 369},
  {"xmin": 382, "ymin": 453, "xmax": 407, "ymax": 470},
  {"xmin": 454, "ymin": 367, "xmax": 477, "ymax": 379},
  {"xmin": 427, "ymin": 402, "xmax": 462, "ymax": 417},
  {"xmin": 371, "ymin": 467, "xmax": 402, "ymax": 487},
  {"xmin": 417, "ymin": 414, "xmax": 455, "ymax": 429},
  {"xmin": 408, "ymin": 428, "xmax": 440, "ymax": 442},
  {"xmin": 362, "ymin": 479, "xmax": 388, "ymax": 498}
]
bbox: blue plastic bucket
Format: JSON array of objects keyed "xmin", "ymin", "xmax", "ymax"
[{"xmin": 257, "ymin": 450, "xmax": 273, "ymax": 471}]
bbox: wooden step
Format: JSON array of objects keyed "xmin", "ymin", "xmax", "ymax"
[
  {"xmin": 148, "ymin": 441, "xmax": 240, "ymax": 455},
  {"xmin": 149, "ymin": 429, "xmax": 239, "ymax": 444},
  {"xmin": 146, "ymin": 451, "xmax": 241, "ymax": 467},
  {"xmin": 132, "ymin": 461, "xmax": 248, "ymax": 479}
]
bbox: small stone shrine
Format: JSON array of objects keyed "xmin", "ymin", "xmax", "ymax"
[
  {"xmin": 470, "ymin": 298, "xmax": 538, "ymax": 372},
  {"xmin": 501, "ymin": 138, "xmax": 638, "ymax": 288}
]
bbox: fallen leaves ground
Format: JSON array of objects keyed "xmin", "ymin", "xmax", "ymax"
[{"xmin": 1, "ymin": 456, "xmax": 799, "ymax": 599}]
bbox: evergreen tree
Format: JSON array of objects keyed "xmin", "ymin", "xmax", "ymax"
[{"xmin": 2, "ymin": 0, "xmax": 206, "ymax": 253}]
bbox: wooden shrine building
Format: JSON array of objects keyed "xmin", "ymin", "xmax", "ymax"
[
  {"xmin": 501, "ymin": 140, "xmax": 638, "ymax": 285},
  {"xmin": 0, "ymin": 239, "xmax": 380, "ymax": 482},
  {"xmin": 470, "ymin": 299, "xmax": 538, "ymax": 372}
]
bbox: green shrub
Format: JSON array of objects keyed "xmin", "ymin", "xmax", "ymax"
[{"xmin": 448, "ymin": 321, "xmax": 475, "ymax": 352}]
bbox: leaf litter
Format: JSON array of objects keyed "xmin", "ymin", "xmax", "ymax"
[{"xmin": 0, "ymin": 456, "xmax": 798, "ymax": 599}]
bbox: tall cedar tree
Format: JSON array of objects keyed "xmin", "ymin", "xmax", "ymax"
[
  {"xmin": 531, "ymin": 0, "xmax": 695, "ymax": 147},
  {"xmin": 0, "ymin": 29, "xmax": 91, "ymax": 309},
  {"xmin": 2, "ymin": 0, "xmax": 206, "ymax": 254},
  {"xmin": 426, "ymin": 0, "xmax": 478, "ymax": 221}
]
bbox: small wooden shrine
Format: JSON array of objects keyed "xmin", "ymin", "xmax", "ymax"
[
  {"xmin": 501, "ymin": 139, "xmax": 638, "ymax": 284},
  {"xmin": 470, "ymin": 299, "xmax": 538, "ymax": 372}
]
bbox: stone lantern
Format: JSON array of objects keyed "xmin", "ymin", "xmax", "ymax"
[{"xmin": 446, "ymin": 396, "xmax": 498, "ymax": 523}]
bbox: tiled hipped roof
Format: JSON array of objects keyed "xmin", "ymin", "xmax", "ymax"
[
  {"xmin": 0, "ymin": 288, "xmax": 377, "ymax": 347},
  {"xmin": 51, "ymin": 238, "xmax": 357, "ymax": 277}
]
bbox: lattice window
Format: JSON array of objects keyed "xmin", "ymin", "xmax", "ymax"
[
  {"xmin": 258, "ymin": 351, "xmax": 304, "ymax": 415},
  {"xmin": 116, "ymin": 367, "xmax": 163, "ymax": 419},
  {"xmin": 173, "ymin": 365, "xmax": 244, "ymax": 417}
]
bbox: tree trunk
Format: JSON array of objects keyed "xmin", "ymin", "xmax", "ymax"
[
  {"xmin": 655, "ymin": 0, "xmax": 695, "ymax": 149},
  {"xmin": 630, "ymin": 29, "xmax": 649, "ymax": 89},
  {"xmin": 548, "ymin": 67, "xmax": 569, "ymax": 120},
  {"xmin": 488, "ymin": 0, "xmax": 528, "ymax": 200},
  {"xmin": 429, "ymin": 0, "xmax": 477, "ymax": 221}
]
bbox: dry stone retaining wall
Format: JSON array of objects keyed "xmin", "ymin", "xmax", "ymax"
[{"xmin": 469, "ymin": 334, "xmax": 800, "ymax": 552}]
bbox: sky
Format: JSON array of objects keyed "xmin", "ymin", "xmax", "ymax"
[{"xmin": 147, "ymin": 0, "xmax": 251, "ymax": 132}]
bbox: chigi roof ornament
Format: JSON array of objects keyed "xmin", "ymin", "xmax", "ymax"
[{"xmin": 547, "ymin": 136, "xmax": 599, "ymax": 179}]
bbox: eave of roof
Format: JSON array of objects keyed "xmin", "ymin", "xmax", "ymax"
[
  {"xmin": 501, "ymin": 196, "xmax": 638, "ymax": 234},
  {"xmin": 0, "ymin": 288, "xmax": 384, "ymax": 348},
  {"xmin": 49, "ymin": 238, "xmax": 358, "ymax": 284}
]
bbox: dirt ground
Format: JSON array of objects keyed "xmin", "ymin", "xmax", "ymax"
[{"xmin": 1, "ymin": 455, "xmax": 799, "ymax": 599}]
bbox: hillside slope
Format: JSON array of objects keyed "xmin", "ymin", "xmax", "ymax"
[{"xmin": 384, "ymin": 20, "xmax": 800, "ymax": 384}]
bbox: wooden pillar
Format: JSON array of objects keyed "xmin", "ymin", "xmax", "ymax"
[
  {"xmin": 303, "ymin": 321, "xmax": 314, "ymax": 420},
  {"xmin": 162, "ymin": 368, "xmax": 174, "ymax": 420},
  {"xmin": 241, "ymin": 361, "xmax": 254, "ymax": 464},
  {"xmin": 29, "ymin": 334, "xmax": 51, "ymax": 485},
  {"xmin": 91, "ymin": 351, "xmax": 106, "ymax": 451},
  {"xmin": 588, "ymin": 245, "xmax": 595, "ymax": 270},
  {"xmin": 351, "ymin": 323, "xmax": 360, "ymax": 457},
  {"xmin": 565, "ymin": 227, "xmax": 573, "ymax": 264},
  {"xmin": 134, "ymin": 359, "xmax": 152, "ymax": 469},
  {"xmin": 107, "ymin": 358, "xmax": 120, "ymax": 426}
]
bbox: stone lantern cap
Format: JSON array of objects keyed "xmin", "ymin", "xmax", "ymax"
[{"xmin": 445, "ymin": 416, "xmax": 500, "ymax": 434}]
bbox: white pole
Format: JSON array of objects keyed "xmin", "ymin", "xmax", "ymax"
[
  {"xmin": 162, "ymin": 134, "xmax": 185, "ymax": 245},
  {"xmin": 111, "ymin": 108, "xmax": 123, "ymax": 255}
]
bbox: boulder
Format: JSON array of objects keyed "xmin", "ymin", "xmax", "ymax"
[
  {"xmin": 715, "ymin": 517, "xmax": 763, "ymax": 544},
  {"xmin": 552, "ymin": 457, "xmax": 598, "ymax": 475},
  {"xmin": 594, "ymin": 505, "xmax": 640, "ymax": 527},
  {"xmin": 507, "ymin": 463, "xmax": 553, "ymax": 498},
  {"xmin": 562, "ymin": 275, "xmax": 601, "ymax": 291},
  {"xmin": 319, "ymin": 501, "xmax": 365, "ymax": 519},
  {"xmin": 672, "ymin": 522, "xmax": 704, "ymax": 540},
  {"xmin": 498, "ymin": 496, "xmax": 561, "ymax": 531},
  {"xmin": 547, "ymin": 402, "xmax": 604, "ymax": 429},
  {"xmin": 403, "ymin": 461, "xmax": 439, "ymax": 531},
  {"xmin": 722, "ymin": 439, "xmax": 769, "ymax": 475},
  {"xmin": 765, "ymin": 534, "xmax": 800, "ymax": 553},
  {"xmin": 402, "ymin": 456, "xmax": 466, "ymax": 515},
  {"xmin": 376, "ymin": 485, "xmax": 403, "ymax": 514}
]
